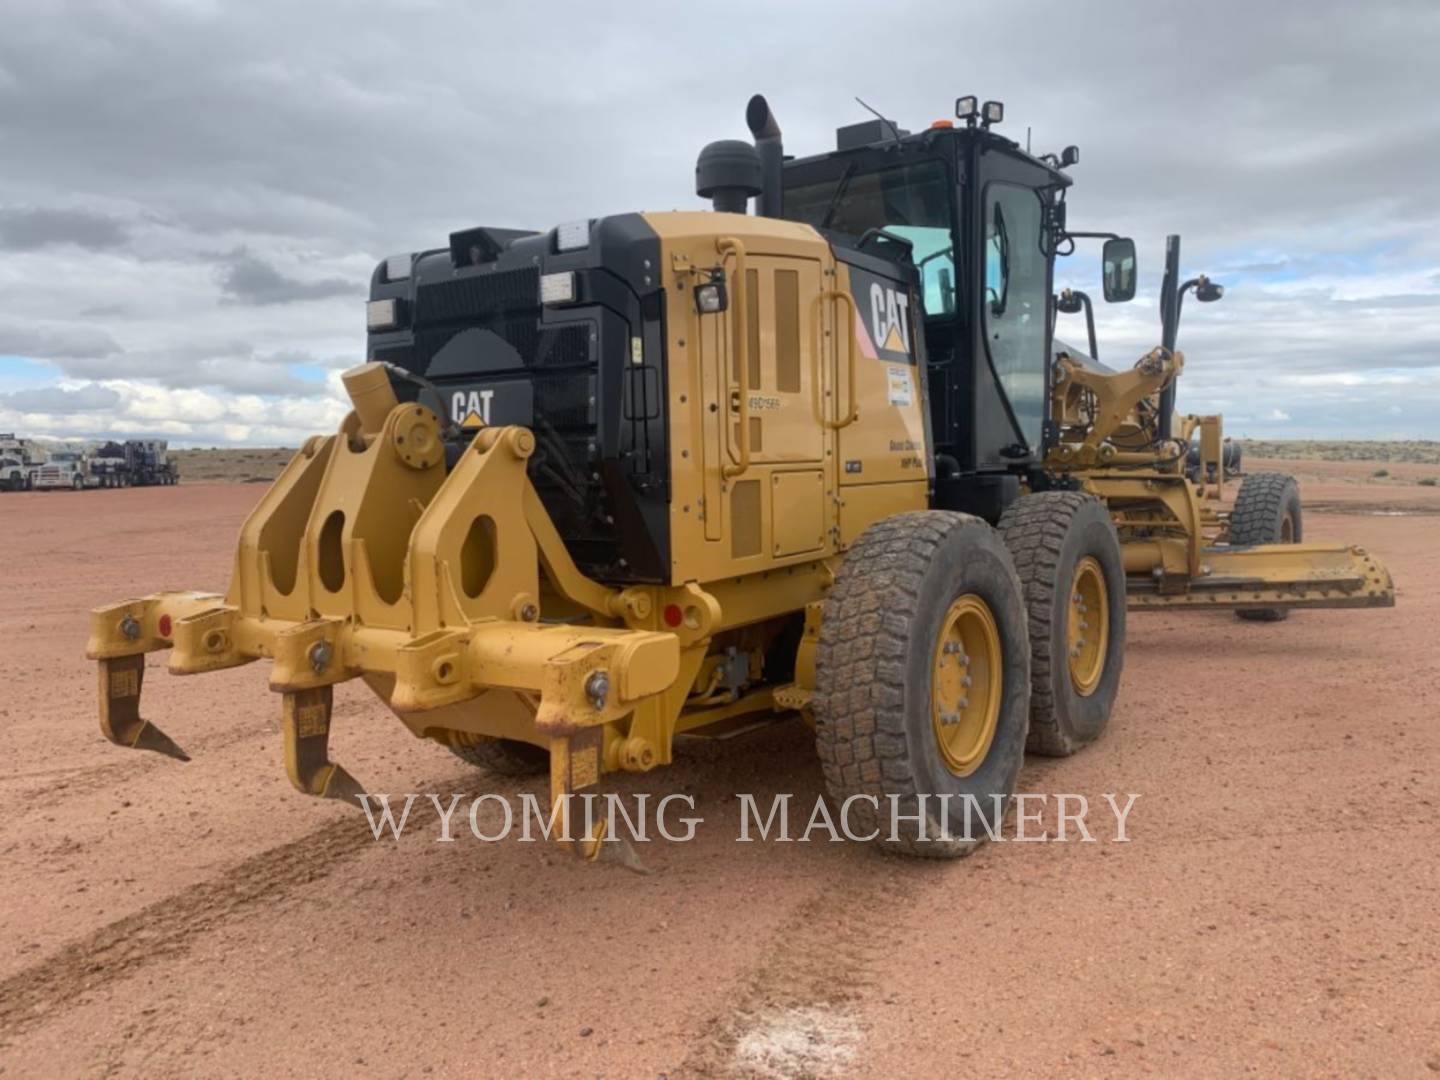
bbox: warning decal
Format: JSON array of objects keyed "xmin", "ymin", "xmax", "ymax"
[{"xmin": 887, "ymin": 366, "xmax": 914, "ymax": 407}]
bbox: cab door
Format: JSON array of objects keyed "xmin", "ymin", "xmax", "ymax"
[{"xmin": 968, "ymin": 147, "xmax": 1057, "ymax": 468}]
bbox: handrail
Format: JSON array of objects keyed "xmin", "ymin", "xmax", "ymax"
[
  {"xmin": 810, "ymin": 288, "xmax": 860, "ymax": 429},
  {"xmin": 717, "ymin": 236, "xmax": 751, "ymax": 478}
]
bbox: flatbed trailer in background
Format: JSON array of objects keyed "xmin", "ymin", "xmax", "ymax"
[{"xmin": 90, "ymin": 440, "xmax": 180, "ymax": 488}]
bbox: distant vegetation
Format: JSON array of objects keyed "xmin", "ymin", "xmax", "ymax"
[
  {"xmin": 168, "ymin": 441, "xmax": 1440, "ymax": 486},
  {"xmin": 1240, "ymin": 440, "xmax": 1440, "ymax": 465},
  {"xmin": 170, "ymin": 448, "xmax": 295, "ymax": 483}
]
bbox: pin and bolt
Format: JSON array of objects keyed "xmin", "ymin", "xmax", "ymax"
[
  {"xmin": 309, "ymin": 640, "xmax": 333, "ymax": 674},
  {"xmin": 585, "ymin": 670, "xmax": 610, "ymax": 710}
]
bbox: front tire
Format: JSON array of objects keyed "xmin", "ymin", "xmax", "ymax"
[
  {"xmin": 1229, "ymin": 472, "xmax": 1302, "ymax": 622},
  {"xmin": 998, "ymin": 491, "xmax": 1127, "ymax": 757},
  {"xmin": 813, "ymin": 511, "xmax": 1031, "ymax": 858}
]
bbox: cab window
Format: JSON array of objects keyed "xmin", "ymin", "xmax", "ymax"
[
  {"xmin": 784, "ymin": 160, "xmax": 956, "ymax": 317},
  {"xmin": 982, "ymin": 182, "xmax": 1049, "ymax": 449}
]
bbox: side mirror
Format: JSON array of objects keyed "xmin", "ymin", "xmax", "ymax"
[
  {"xmin": 1061, "ymin": 145, "xmax": 1080, "ymax": 168},
  {"xmin": 1101, "ymin": 237, "xmax": 1137, "ymax": 303}
]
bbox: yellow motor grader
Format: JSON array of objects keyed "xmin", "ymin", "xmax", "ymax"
[{"xmin": 87, "ymin": 95, "xmax": 1393, "ymax": 857}]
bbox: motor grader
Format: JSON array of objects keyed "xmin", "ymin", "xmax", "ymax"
[{"xmin": 87, "ymin": 95, "xmax": 1394, "ymax": 858}]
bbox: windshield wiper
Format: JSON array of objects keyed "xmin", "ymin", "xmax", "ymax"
[{"xmin": 818, "ymin": 162, "xmax": 859, "ymax": 232}]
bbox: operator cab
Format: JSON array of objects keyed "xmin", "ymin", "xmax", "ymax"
[{"xmin": 776, "ymin": 100, "xmax": 1078, "ymax": 514}]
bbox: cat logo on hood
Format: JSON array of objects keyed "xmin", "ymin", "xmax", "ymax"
[{"xmin": 869, "ymin": 282, "xmax": 912, "ymax": 356}]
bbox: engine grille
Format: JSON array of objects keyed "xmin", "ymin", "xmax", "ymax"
[
  {"xmin": 414, "ymin": 268, "xmax": 538, "ymax": 323},
  {"xmin": 410, "ymin": 268, "xmax": 591, "ymax": 374},
  {"xmin": 412, "ymin": 322, "xmax": 590, "ymax": 373}
]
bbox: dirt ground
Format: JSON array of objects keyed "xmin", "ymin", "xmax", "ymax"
[{"xmin": 0, "ymin": 461, "xmax": 1436, "ymax": 1078}]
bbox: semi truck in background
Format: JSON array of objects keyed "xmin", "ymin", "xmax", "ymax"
[
  {"xmin": 32, "ymin": 439, "xmax": 180, "ymax": 490},
  {"xmin": 32, "ymin": 446, "xmax": 100, "ymax": 490},
  {"xmin": 90, "ymin": 440, "xmax": 179, "ymax": 488},
  {"xmin": 0, "ymin": 434, "xmax": 46, "ymax": 491}
]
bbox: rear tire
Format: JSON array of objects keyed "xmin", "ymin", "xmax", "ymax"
[
  {"xmin": 1229, "ymin": 472, "xmax": 1302, "ymax": 622},
  {"xmin": 813, "ymin": 511, "xmax": 1030, "ymax": 858},
  {"xmin": 998, "ymin": 491, "xmax": 1127, "ymax": 757},
  {"xmin": 447, "ymin": 735, "xmax": 549, "ymax": 777}
]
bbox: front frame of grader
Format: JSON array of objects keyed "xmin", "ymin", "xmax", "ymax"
[{"xmin": 1048, "ymin": 347, "xmax": 1392, "ymax": 611}]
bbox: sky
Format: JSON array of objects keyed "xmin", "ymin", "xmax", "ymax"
[{"xmin": 1, "ymin": 0, "xmax": 1438, "ymax": 445}]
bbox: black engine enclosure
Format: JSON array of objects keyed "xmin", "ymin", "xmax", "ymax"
[{"xmin": 366, "ymin": 215, "xmax": 669, "ymax": 584}]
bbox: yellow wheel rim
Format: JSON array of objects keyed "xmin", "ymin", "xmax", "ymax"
[
  {"xmin": 1067, "ymin": 556, "xmax": 1109, "ymax": 696},
  {"xmin": 931, "ymin": 594, "xmax": 1004, "ymax": 777}
]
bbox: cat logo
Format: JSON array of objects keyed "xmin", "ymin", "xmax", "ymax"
[
  {"xmin": 450, "ymin": 389, "xmax": 494, "ymax": 428},
  {"xmin": 869, "ymin": 282, "xmax": 912, "ymax": 357}
]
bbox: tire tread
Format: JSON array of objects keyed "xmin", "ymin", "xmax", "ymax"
[
  {"xmin": 997, "ymin": 491, "xmax": 1118, "ymax": 756},
  {"xmin": 813, "ymin": 511, "xmax": 998, "ymax": 858}
]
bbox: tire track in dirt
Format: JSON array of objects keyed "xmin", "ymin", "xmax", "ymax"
[
  {"xmin": 5, "ymin": 719, "xmax": 277, "ymax": 807},
  {"xmin": 0, "ymin": 772, "xmax": 473, "ymax": 1046},
  {"xmin": 679, "ymin": 859, "xmax": 932, "ymax": 1079}
]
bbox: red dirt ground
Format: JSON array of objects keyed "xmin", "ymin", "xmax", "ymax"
[{"xmin": 0, "ymin": 464, "xmax": 1435, "ymax": 1078}]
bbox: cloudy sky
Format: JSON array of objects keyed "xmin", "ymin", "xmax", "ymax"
[{"xmin": 2, "ymin": 0, "xmax": 1438, "ymax": 445}]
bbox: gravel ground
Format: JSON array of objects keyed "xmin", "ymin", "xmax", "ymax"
[{"xmin": 0, "ymin": 464, "xmax": 1435, "ymax": 1078}]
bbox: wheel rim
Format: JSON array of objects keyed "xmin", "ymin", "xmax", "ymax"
[
  {"xmin": 931, "ymin": 594, "xmax": 1004, "ymax": 777},
  {"xmin": 1067, "ymin": 556, "xmax": 1109, "ymax": 696}
]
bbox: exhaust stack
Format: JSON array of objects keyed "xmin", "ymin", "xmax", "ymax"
[{"xmin": 746, "ymin": 94, "xmax": 783, "ymax": 219}]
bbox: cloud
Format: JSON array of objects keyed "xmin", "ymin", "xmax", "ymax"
[
  {"xmin": 0, "ymin": 206, "xmax": 128, "ymax": 251},
  {"xmin": 216, "ymin": 248, "xmax": 359, "ymax": 305},
  {"xmin": 0, "ymin": 322, "xmax": 122, "ymax": 361},
  {"xmin": 0, "ymin": 0, "xmax": 1438, "ymax": 441},
  {"xmin": 1267, "ymin": 408, "xmax": 1291, "ymax": 421},
  {"xmin": 0, "ymin": 378, "xmax": 348, "ymax": 446},
  {"xmin": 52, "ymin": 343, "xmax": 333, "ymax": 397},
  {"xmin": 0, "ymin": 382, "xmax": 121, "ymax": 412},
  {"xmin": 1225, "ymin": 259, "xmax": 1292, "ymax": 275}
]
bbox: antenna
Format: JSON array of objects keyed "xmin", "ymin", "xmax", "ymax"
[
  {"xmin": 1026, "ymin": 126, "xmax": 1032, "ymax": 153},
  {"xmin": 854, "ymin": 96, "xmax": 903, "ymax": 147}
]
